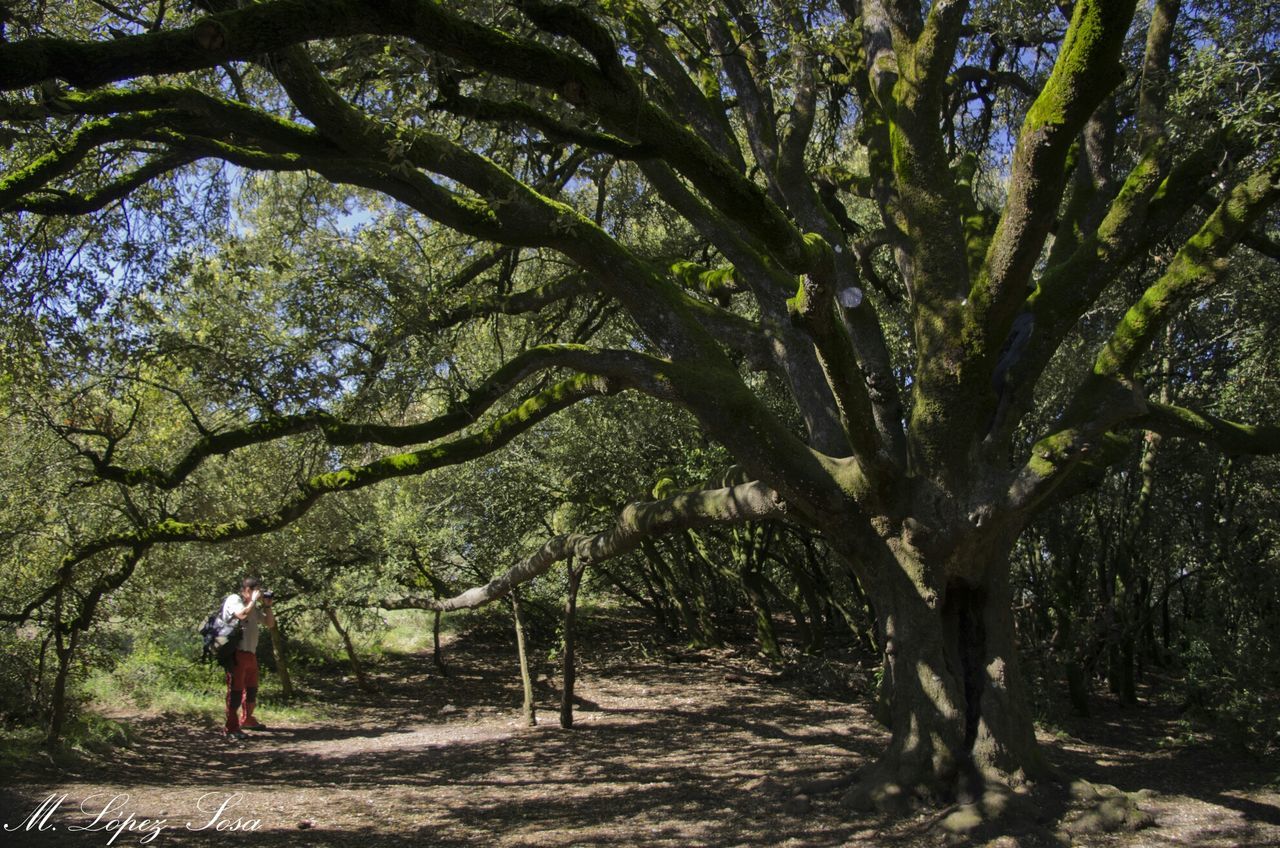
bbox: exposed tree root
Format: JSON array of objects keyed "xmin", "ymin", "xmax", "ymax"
[
  {"xmin": 1057, "ymin": 779, "xmax": 1156, "ymax": 836},
  {"xmin": 834, "ymin": 766, "xmax": 1156, "ymax": 842}
]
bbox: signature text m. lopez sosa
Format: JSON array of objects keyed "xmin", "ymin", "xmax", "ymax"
[{"xmin": 3, "ymin": 791, "xmax": 263, "ymax": 844}]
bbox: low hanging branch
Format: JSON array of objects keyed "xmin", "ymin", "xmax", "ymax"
[
  {"xmin": 0, "ymin": 371, "xmax": 625, "ymax": 626},
  {"xmin": 67, "ymin": 344, "xmax": 669, "ymax": 491},
  {"xmin": 380, "ymin": 480, "xmax": 786, "ymax": 614}
]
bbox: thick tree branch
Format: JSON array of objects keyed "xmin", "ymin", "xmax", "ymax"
[
  {"xmin": 1136, "ymin": 0, "xmax": 1180, "ymax": 150},
  {"xmin": 913, "ymin": 0, "xmax": 969, "ymax": 99},
  {"xmin": 618, "ymin": 3, "xmax": 744, "ymax": 169},
  {"xmin": 0, "ymin": 112, "xmax": 182, "ymax": 209},
  {"xmin": 1094, "ymin": 154, "xmax": 1280, "ymax": 379},
  {"xmin": 1013, "ymin": 395, "xmax": 1280, "ymax": 517},
  {"xmin": 787, "ymin": 238, "xmax": 891, "ymax": 483},
  {"xmin": 985, "ymin": 134, "xmax": 1227, "ymax": 450},
  {"xmin": 2, "ymin": 373, "xmax": 627, "ymax": 625},
  {"xmin": 10, "ymin": 153, "xmax": 194, "ymax": 215},
  {"xmin": 709, "ymin": 13, "xmax": 782, "ymax": 205},
  {"xmin": 970, "ymin": 0, "xmax": 1137, "ymax": 362},
  {"xmin": 75, "ymin": 345, "xmax": 669, "ymax": 490},
  {"xmin": 380, "ymin": 480, "xmax": 786, "ymax": 612},
  {"xmin": 430, "ymin": 88, "xmax": 648, "ymax": 160},
  {"xmin": 0, "ymin": 1, "xmax": 385, "ymax": 91},
  {"xmin": 1129, "ymin": 402, "xmax": 1280, "ymax": 456},
  {"xmin": 59, "ymin": 373, "xmax": 622, "ymax": 564},
  {"xmin": 1006, "ymin": 371, "xmax": 1149, "ymax": 514},
  {"xmin": 417, "ymin": 273, "xmax": 593, "ymax": 335},
  {"xmin": 947, "ymin": 65, "xmax": 1035, "ymax": 97}
]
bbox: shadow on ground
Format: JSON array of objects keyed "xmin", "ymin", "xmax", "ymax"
[{"xmin": 2, "ymin": 619, "xmax": 1277, "ymax": 847}]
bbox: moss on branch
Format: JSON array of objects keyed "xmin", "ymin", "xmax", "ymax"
[
  {"xmin": 1133, "ymin": 402, "xmax": 1280, "ymax": 456},
  {"xmin": 382, "ymin": 479, "xmax": 786, "ymax": 613},
  {"xmin": 971, "ymin": 0, "xmax": 1137, "ymax": 368},
  {"xmin": 47, "ymin": 372, "xmax": 620, "ymax": 582},
  {"xmin": 80, "ymin": 345, "xmax": 666, "ymax": 491},
  {"xmin": 1093, "ymin": 155, "xmax": 1280, "ymax": 378},
  {"xmin": 670, "ymin": 260, "xmax": 739, "ymax": 305}
]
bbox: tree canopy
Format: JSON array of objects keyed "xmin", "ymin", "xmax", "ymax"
[{"xmin": 1, "ymin": 0, "xmax": 1278, "ymax": 812}]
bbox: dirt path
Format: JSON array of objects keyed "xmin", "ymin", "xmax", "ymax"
[{"xmin": 2, "ymin": 624, "xmax": 1277, "ymax": 847}]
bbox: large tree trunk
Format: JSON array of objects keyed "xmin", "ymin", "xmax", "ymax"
[{"xmin": 846, "ymin": 536, "xmax": 1049, "ymax": 811}]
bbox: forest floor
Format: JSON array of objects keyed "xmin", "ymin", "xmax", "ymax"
[{"xmin": 2, "ymin": 614, "xmax": 1278, "ymax": 847}]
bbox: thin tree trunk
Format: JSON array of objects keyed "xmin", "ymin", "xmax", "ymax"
[
  {"xmin": 1066, "ymin": 659, "xmax": 1091, "ymax": 716},
  {"xmin": 266, "ymin": 619, "xmax": 294, "ymax": 699},
  {"xmin": 560, "ymin": 558, "xmax": 586, "ymax": 729},
  {"xmin": 510, "ymin": 589, "xmax": 536, "ymax": 727},
  {"xmin": 741, "ymin": 568, "xmax": 783, "ymax": 661},
  {"xmin": 46, "ymin": 627, "xmax": 77, "ymax": 750},
  {"xmin": 641, "ymin": 540, "xmax": 706, "ymax": 645},
  {"xmin": 325, "ymin": 607, "xmax": 374, "ymax": 692},
  {"xmin": 432, "ymin": 610, "xmax": 448, "ymax": 675}
]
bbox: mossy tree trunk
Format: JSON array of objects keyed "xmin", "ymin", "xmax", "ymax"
[
  {"xmin": 6, "ymin": 0, "xmax": 1280, "ymax": 821},
  {"xmin": 840, "ymin": 530, "xmax": 1048, "ymax": 809}
]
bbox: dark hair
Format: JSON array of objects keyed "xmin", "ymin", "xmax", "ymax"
[{"xmin": 241, "ymin": 577, "xmax": 261, "ymax": 591}]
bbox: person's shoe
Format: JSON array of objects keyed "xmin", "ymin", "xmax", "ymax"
[
  {"xmin": 240, "ymin": 720, "xmax": 268, "ymax": 730},
  {"xmin": 224, "ymin": 730, "xmax": 249, "ymax": 741}
]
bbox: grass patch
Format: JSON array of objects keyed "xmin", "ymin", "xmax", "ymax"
[
  {"xmin": 0, "ymin": 724, "xmax": 45, "ymax": 769},
  {"xmin": 379, "ymin": 608, "xmax": 452, "ymax": 655},
  {"xmin": 83, "ymin": 636, "xmax": 327, "ymax": 726}
]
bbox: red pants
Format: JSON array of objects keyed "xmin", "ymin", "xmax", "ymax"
[{"xmin": 225, "ymin": 650, "xmax": 259, "ymax": 732}]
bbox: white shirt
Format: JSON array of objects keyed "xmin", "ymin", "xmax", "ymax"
[{"xmin": 221, "ymin": 594, "xmax": 266, "ymax": 653}]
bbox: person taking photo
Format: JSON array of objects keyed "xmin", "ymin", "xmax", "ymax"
[{"xmin": 221, "ymin": 577, "xmax": 275, "ymax": 740}]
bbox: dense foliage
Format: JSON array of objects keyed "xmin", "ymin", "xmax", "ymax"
[{"xmin": 0, "ymin": 0, "xmax": 1277, "ymax": 808}]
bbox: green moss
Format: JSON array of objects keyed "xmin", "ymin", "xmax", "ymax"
[
  {"xmin": 963, "ymin": 214, "xmax": 989, "ymax": 270},
  {"xmin": 152, "ymin": 518, "xmax": 192, "ymax": 537},
  {"xmin": 669, "ymin": 260, "xmax": 736, "ymax": 301},
  {"xmin": 888, "ymin": 120, "xmax": 912, "ymax": 181},
  {"xmin": 786, "ymin": 277, "xmax": 809, "ymax": 320},
  {"xmin": 1024, "ymin": 0, "xmax": 1134, "ymax": 133},
  {"xmin": 382, "ymin": 453, "xmax": 421, "ymax": 472},
  {"xmin": 314, "ymin": 468, "xmax": 358, "ymax": 490},
  {"xmin": 1026, "ymin": 429, "xmax": 1080, "ymax": 478},
  {"xmin": 802, "ymin": 232, "xmax": 835, "ymax": 278}
]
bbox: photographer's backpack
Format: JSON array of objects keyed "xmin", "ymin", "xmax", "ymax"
[{"xmin": 199, "ymin": 602, "xmax": 243, "ymax": 671}]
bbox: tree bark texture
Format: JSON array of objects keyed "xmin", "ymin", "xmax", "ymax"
[
  {"xmin": 510, "ymin": 590, "xmax": 536, "ymax": 727},
  {"xmin": 560, "ymin": 559, "xmax": 586, "ymax": 729},
  {"xmin": 838, "ymin": 532, "xmax": 1049, "ymax": 809}
]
